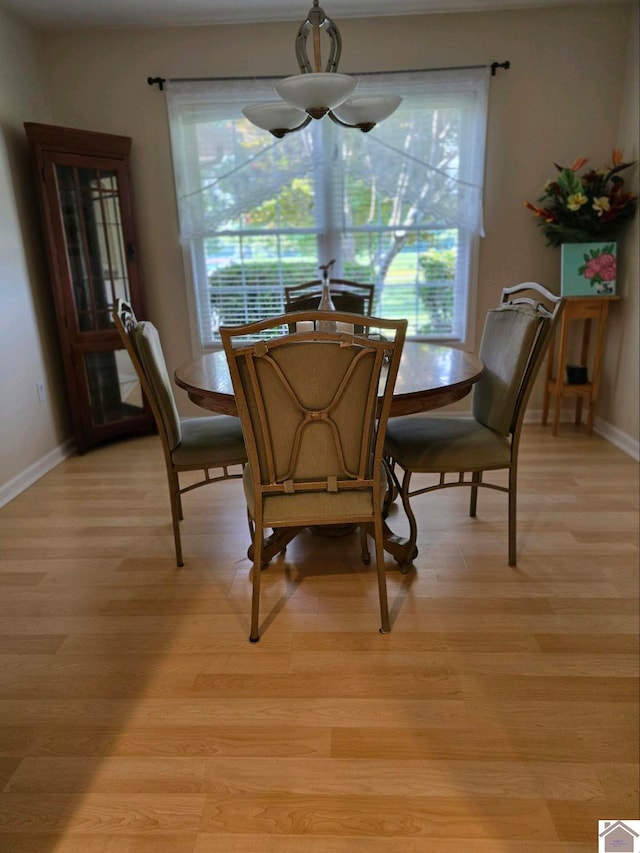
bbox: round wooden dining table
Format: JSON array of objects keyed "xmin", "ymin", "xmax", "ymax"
[
  {"xmin": 174, "ymin": 341, "xmax": 484, "ymax": 568},
  {"xmin": 175, "ymin": 341, "xmax": 484, "ymax": 419}
]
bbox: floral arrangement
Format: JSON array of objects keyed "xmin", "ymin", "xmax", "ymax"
[{"xmin": 524, "ymin": 150, "xmax": 637, "ymax": 247}]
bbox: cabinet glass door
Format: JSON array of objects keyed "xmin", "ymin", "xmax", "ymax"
[
  {"xmin": 53, "ymin": 160, "xmax": 149, "ymax": 435},
  {"xmin": 56, "ymin": 163, "xmax": 132, "ymax": 332},
  {"xmin": 83, "ymin": 349, "xmax": 146, "ymax": 427}
]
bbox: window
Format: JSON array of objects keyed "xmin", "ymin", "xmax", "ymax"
[{"xmin": 167, "ymin": 68, "xmax": 489, "ymax": 348}]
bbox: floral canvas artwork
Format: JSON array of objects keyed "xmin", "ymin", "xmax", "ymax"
[{"xmin": 561, "ymin": 242, "xmax": 617, "ymax": 296}]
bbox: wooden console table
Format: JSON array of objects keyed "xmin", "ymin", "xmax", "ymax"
[{"xmin": 542, "ymin": 295, "xmax": 619, "ymax": 435}]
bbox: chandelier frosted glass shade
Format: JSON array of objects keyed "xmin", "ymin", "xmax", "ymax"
[
  {"xmin": 332, "ymin": 94, "xmax": 403, "ymax": 127},
  {"xmin": 242, "ymin": 102, "xmax": 308, "ymax": 134},
  {"xmin": 275, "ymin": 72, "xmax": 357, "ymax": 119}
]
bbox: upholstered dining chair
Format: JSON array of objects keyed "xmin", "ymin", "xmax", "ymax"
[
  {"xmin": 284, "ymin": 279, "xmax": 375, "ymax": 315},
  {"xmin": 114, "ymin": 299, "xmax": 247, "ymax": 567},
  {"xmin": 384, "ymin": 282, "xmax": 563, "ymax": 568},
  {"xmin": 221, "ymin": 310, "xmax": 407, "ymax": 642}
]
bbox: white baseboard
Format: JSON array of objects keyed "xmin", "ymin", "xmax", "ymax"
[
  {"xmin": 0, "ymin": 439, "xmax": 76, "ymax": 508},
  {"xmin": 592, "ymin": 416, "xmax": 639, "ymax": 461}
]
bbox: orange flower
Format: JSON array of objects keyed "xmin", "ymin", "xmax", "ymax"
[
  {"xmin": 611, "ymin": 149, "xmax": 624, "ymax": 166},
  {"xmin": 569, "ymin": 156, "xmax": 588, "ymax": 172}
]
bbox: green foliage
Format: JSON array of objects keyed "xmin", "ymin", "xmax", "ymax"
[
  {"xmin": 246, "ymin": 179, "xmax": 315, "ymax": 228},
  {"xmin": 415, "ymin": 285, "xmax": 454, "ymax": 334},
  {"xmin": 418, "ymin": 248, "xmax": 456, "ymax": 282},
  {"xmin": 413, "ymin": 246, "xmax": 456, "ymax": 333}
]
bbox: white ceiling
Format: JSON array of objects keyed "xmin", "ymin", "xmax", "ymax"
[{"xmin": 0, "ymin": 0, "xmax": 615, "ymax": 30}]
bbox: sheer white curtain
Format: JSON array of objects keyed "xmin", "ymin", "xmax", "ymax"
[{"xmin": 166, "ymin": 67, "xmax": 489, "ymax": 347}]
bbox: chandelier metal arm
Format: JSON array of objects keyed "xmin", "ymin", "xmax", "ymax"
[
  {"xmin": 327, "ymin": 110, "xmax": 375, "ymax": 133},
  {"xmin": 269, "ymin": 114, "xmax": 313, "ymax": 139}
]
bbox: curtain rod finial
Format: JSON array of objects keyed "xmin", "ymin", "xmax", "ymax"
[
  {"xmin": 148, "ymin": 76, "xmax": 166, "ymax": 91},
  {"xmin": 490, "ymin": 61, "xmax": 510, "ymax": 76}
]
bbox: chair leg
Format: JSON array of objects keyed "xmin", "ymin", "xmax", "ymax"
[
  {"xmin": 470, "ymin": 471, "xmax": 482, "ymax": 517},
  {"xmin": 373, "ymin": 517, "xmax": 391, "ymax": 634},
  {"xmin": 382, "ymin": 457, "xmax": 397, "ymax": 517},
  {"xmin": 249, "ymin": 524, "xmax": 262, "ymax": 643},
  {"xmin": 508, "ymin": 467, "xmax": 517, "ymax": 567},
  {"xmin": 168, "ymin": 473, "xmax": 184, "ymax": 568}
]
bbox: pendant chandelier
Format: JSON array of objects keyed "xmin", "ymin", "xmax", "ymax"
[{"xmin": 242, "ymin": 1, "xmax": 402, "ymax": 139}]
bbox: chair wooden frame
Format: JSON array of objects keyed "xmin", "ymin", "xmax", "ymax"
[
  {"xmin": 221, "ymin": 310, "xmax": 406, "ymax": 642},
  {"xmin": 114, "ymin": 299, "xmax": 246, "ymax": 567},
  {"xmin": 284, "ymin": 279, "xmax": 375, "ymax": 314},
  {"xmin": 385, "ymin": 282, "xmax": 564, "ymax": 568}
]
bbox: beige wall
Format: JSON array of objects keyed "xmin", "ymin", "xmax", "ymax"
[
  {"xmin": 0, "ymin": 4, "xmax": 69, "ymax": 497},
  {"xmin": 1, "ymin": 1, "xmax": 638, "ymax": 500}
]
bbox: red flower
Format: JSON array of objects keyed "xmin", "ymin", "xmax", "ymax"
[{"xmin": 523, "ymin": 201, "xmax": 547, "ymax": 217}]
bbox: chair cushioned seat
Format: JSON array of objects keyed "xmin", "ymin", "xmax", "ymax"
[
  {"xmin": 242, "ymin": 461, "xmax": 386, "ymax": 525},
  {"xmin": 385, "ymin": 416, "xmax": 511, "ymax": 471},
  {"xmin": 172, "ymin": 416, "xmax": 247, "ymax": 468}
]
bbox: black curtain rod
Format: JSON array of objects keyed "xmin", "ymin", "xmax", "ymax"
[{"xmin": 147, "ymin": 61, "xmax": 510, "ymax": 91}]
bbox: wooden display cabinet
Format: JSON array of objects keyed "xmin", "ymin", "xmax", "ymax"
[{"xmin": 25, "ymin": 122, "xmax": 154, "ymax": 453}]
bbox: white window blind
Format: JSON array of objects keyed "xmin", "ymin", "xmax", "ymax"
[{"xmin": 166, "ymin": 67, "xmax": 489, "ymax": 348}]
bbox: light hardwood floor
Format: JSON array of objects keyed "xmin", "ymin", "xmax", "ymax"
[{"xmin": 0, "ymin": 424, "xmax": 637, "ymax": 852}]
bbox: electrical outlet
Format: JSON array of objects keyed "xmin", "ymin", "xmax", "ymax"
[{"xmin": 36, "ymin": 381, "xmax": 47, "ymax": 402}]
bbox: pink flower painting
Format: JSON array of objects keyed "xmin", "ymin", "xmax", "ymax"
[{"xmin": 578, "ymin": 244, "xmax": 616, "ymax": 294}]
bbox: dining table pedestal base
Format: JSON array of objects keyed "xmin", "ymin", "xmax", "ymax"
[
  {"xmin": 250, "ymin": 522, "xmax": 418, "ymax": 571},
  {"xmin": 248, "ymin": 527, "xmax": 302, "ymax": 566}
]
